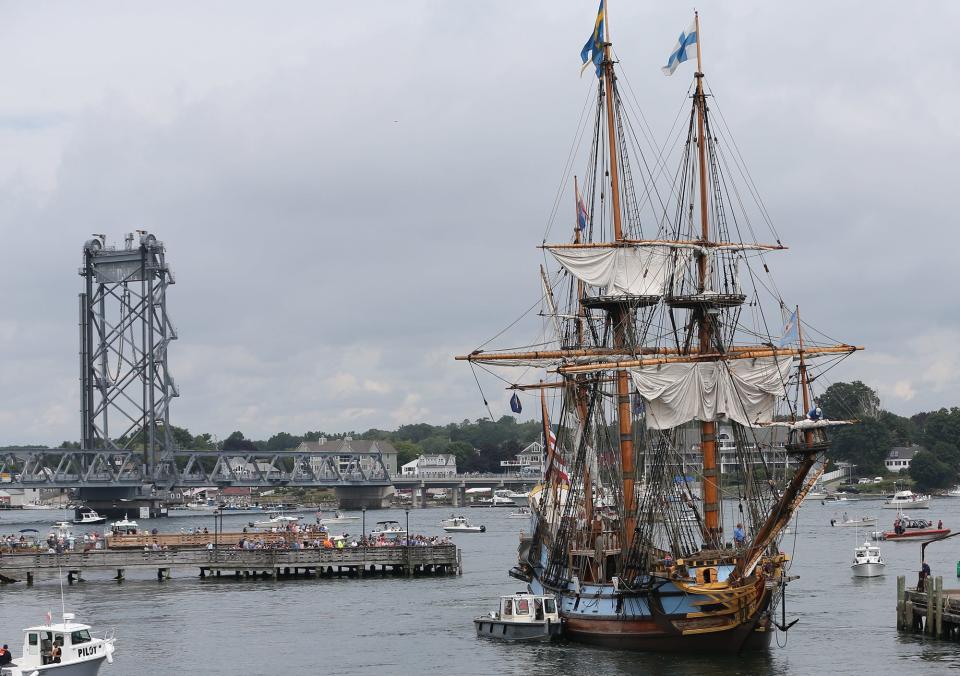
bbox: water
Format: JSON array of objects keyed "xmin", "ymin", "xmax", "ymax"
[{"xmin": 2, "ymin": 499, "xmax": 960, "ymax": 675}]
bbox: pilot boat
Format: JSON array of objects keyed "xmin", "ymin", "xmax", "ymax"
[
  {"xmin": 475, "ymin": 593, "xmax": 562, "ymax": 642},
  {"xmin": 851, "ymin": 541, "xmax": 885, "ymax": 578},
  {"xmin": 441, "ymin": 516, "xmax": 486, "ymax": 533},
  {"xmin": 72, "ymin": 509, "xmax": 106, "ymax": 526},
  {"xmin": 1, "ymin": 612, "xmax": 116, "ymax": 676}
]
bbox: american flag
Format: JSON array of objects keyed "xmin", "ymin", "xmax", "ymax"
[{"xmin": 546, "ymin": 428, "xmax": 569, "ymax": 483}]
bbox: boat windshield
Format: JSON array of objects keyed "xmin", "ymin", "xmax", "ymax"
[
  {"xmin": 544, "ymin": 598, "xmax": 556, "ymax": 614},
  {"xmin": 71, "ymin": 630, "xmax": 91, "ymax": 644},
  {"xmin": 516, "ymin": 599, "xmax": 529, "ymax": 614}
]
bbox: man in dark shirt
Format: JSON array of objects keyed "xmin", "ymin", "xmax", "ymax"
[{"xmin": 0, "ymin": 644, "xmax": 13, "ymax": 665}]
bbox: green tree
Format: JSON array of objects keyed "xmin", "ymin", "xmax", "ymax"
[
  {"xmin": 223, "ymin": 431, "xmax": 257, "ymax": 451},
  {"xmin": 816, "ymin": 381, "xmax": 880, "ymax": 420},
  {"xmin": 394, "ymin": 440, "xmax": 422, "ymax": 467},
  {"xmin": 831, "ymin": 419, "xmax": 891, "ymax": 474},
  {"xmin": 265, "ymin": 432, "xmax": 300, "ymax": 452},
  {"xmin": 909, "ymin": 450, "xmax": 956, "ymax": 492}
]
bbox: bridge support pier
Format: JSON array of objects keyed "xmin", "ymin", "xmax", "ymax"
[
  {"xmin": 335, "ymin": 485, "xmax": 395, "ymax": 510},
  {"xmin": 451, "ymin": 487, "xmax": 464, "ymax": 508}
]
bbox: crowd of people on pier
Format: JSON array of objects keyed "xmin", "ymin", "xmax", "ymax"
[{"xmin": 0, "ymin": 529, "xmax": 104, "ymax": 554}]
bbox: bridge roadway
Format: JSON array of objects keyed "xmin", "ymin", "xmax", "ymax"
[{"xmin": 0, "ymin": 545, "xmax": 461, "ymax": 585}]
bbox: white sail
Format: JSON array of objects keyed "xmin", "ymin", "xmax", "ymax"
[
  {"xmin": 630, "ymin": 357, "xmax": 792, "ymax": 429},
  {"xmin": 547, "ymin": 245, "xmax": 671, "ymax": 297}
]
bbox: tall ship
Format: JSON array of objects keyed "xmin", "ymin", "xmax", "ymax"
[{"xmin": 458, "ymin": 4, "xmax": 861, "ymax": 652}]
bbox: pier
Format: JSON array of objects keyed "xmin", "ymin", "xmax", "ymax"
[
  {"xmin": 897, "ymin": 575, "xmax": 960, "ymax": 640},
  {"xmin": 0, "ymin": 545, "xmax": 461, "ymax": 585}
]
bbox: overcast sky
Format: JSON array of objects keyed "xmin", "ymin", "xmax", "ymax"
[{"xmin": 0, "ymin": 1, "xmax": 957, "ymax": 445}]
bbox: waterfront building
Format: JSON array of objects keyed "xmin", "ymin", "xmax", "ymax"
[
  {"xmin": 885, "ymin": 445, "xmax": 924, "ymax": 473},
  {"xmin": 400, "ymin": 454, "xmax": 457, "ymax": 478},
  {"xmin": 295, "ymin": 437, "xmax": 399, "ymax": 477}
]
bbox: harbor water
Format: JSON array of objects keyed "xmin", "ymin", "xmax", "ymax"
[{"xmin": 2, "ymin": 498, "xmax": 960, "ymax": 675}]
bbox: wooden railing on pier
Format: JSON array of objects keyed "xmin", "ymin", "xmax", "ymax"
[
  {"xmin": 0, "ymin": 545, "xmax": 461, "ymax": 585},
  {"xmin": 897, "ymin": 575, "xmax": 960, "ymax": 640}
]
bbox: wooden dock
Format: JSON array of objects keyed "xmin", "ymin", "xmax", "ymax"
[
  {"xmin": 897, "ymin": 575, "xmax": 960, "ymax": 640},
  {"xmin": 0, "ymin": 545, "xmax": 462, "ymax": 585}
]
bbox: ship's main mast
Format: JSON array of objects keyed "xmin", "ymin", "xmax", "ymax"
[
  {"xmin": 598, "ymin": 8, "xmax": 638, "ymax": 559},
  {"xmin": 692, "ymin": 11, "xmax": 721, "ymax": 547}
]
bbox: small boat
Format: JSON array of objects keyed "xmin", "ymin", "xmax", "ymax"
[
  {"xmin": 835, "ymin": 515, "xmax": 877, "ymax": 528},
  {"xmin": 474, "ymin": 593, "xmax": 562, "ymax": 642},
  {"xmin": 882, "ymin": 516, "xmax": 949, "ymax": 540},
  {"xmin": 851, "ymin": 541, "xmax": 885, "ymax": 578},
  {"xmin": 508, "ymin": 508, "xmax": 532, "ymax": 519},
  {"xmin": 318, "ymin": 510, "xmax": 360, "ymax": 525},
  {"xmin": 369, "ymin": 520, "xmax": 406, "ymax": 538},
  {"xmin": 500, "ymin": 490, "xmax": 530, "ymax": 507},
  {"xmin": 882, "ymin": 490, "xmax": 930, "ymax": 510},
  {"xmin": 471, "ymin": 495, "xmax": 516, "ymax": 508},
  {"xmin": 1, "ymin": 612, "xmax": 116, "ymax": 675},
  {"xmin": 109, "ymin": 518, "xmax": 138, "ymax": 536},
  {"xmin": 441, "ymin": 516, "xmax": 486, "ymax": 533},
  {"xmin": 946, "ymin": 486, "xmax": 960, "ymax": 498},
  {"xmin": 250, "ymin": 515, "xmax": 300, "ymax": 529},
  {"xmin": 72, "ymin": 508, "xmax": 107, "ymax": 526}
]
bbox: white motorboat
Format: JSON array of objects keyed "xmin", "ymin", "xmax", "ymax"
[
  {"xmin": 947, "ymin": 486, "xmax": 960, "ymax": 498},
  {"xmin": 474, "ymin": 593, "xmax": 562, "ymax": 642},
  {"xmin": 471, "ymin": 495, "xmax": 516, "ymax": 508},
  {"xmin": 1, "ymin": 612, "xmax": 116, "ymax": 676},
  {"xmin": 109, "ymin": 518, "xmax": 138, "ymax": 535},
  {"xmin": 508, "ymin": 507, "xmax": 532, "ymax": 519},
  {"xmin": 500, "ymin": 490, "xmax": 530, "ymax": 507},
  {"xmin": 882, "ymin": 490, "xmax": 930, "ymax": 510},
  {"xmin": 836, "ymin": 516, "xmax": 877, "ymax": 528},
  {"xmin": 318, "ymin": 510, "xmax": 360, "ymax": 526},
  {"xmin": 851, "ymin": 541, "xmax": 885, "ymax": 577},
  {"xmin": 251, "ymin": 515, "xmax": 300, "ymax": 529},
  {"xmin": 441, "ymin": 516, "xmax": 486, "ymax": 533},
  {"xmin": 369, "ymin": 520, "xmax": 406, "ymax": 538},
  {"xmin": 72, "ymin": 509, "xmax": 107, "ymax": 526}
]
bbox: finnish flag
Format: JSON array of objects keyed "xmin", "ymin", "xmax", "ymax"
[{"xmin": 662, "ymin": 19, "xmax": 698, "ymax": 76}]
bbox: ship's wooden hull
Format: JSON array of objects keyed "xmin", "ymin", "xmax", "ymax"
[{"xmin": 563, "ymin": 613, "xmax": 773, "ymax": 652}]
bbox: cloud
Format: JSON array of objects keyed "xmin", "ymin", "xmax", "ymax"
[{"xmin": 0, "ymin": 2, "xmax": 958, "ymax": 444}]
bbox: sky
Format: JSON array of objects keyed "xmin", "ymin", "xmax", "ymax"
[{"xmin": 0, "ymin": 1, "xmax": 957, "ymax": 445}]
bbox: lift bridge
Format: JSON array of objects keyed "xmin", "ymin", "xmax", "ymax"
[{"xmin": 1, "ymin": 233, "xmax": 392, "ymax": 514}]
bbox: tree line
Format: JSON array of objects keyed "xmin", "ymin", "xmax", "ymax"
[{"xmin": 816, "ymin": 381, "xmax": 960, "ymax": 491}]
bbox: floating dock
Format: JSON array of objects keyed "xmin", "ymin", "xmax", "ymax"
[
  {"xmin": 0, "ymin": 545, "xmax": 461, "ymax": 585},
  {"xmin": 897, "ymin": 575, "xmax": 960, "ymax": 640}
]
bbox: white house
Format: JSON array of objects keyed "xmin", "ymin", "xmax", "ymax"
[
  {"xmin": 501, "ymin": 440, "xmax": 545, "ymax": 477},
  {"xmin": 401, "ymin": 454, "xmax": 457, "ymax": 478},
  {"xmin": 885, "ymin": 446, "xmax": 922, "ymax": 473}
]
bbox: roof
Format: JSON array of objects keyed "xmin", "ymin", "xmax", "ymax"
[
  {"xmin": 887, "ymin": 446, "xmax": 924, "ymax": 461},
  {"xmin": 296, "ymin": 439, "xmax": 398, "ymax": 454}
]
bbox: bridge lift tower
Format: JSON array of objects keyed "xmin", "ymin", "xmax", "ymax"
[{"xmin": 78, "ymin": 231, "xmax": 178, "ymax": 514}]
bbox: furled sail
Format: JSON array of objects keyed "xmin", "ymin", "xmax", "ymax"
[
  {"xmin": 630, "ymin": 357, "xmax": 792, "ymax": 429},
  {"xmin": 546, "ymin": 245, "xmax": 671, "ymax": 297}
]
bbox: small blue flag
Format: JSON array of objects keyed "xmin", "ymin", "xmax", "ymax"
[
  {"xmin": 580, "ymin": 1, "xmax": 606, "ymax": 78},
  {"xmin": 779, "ymin": 309, "xmax": 799, "ymax": 347},
  {"xmin": 662, "ymin": 18, "xmax": 698, "ymax": 76},
  {"xmin": 576, "ymin": 186, "xmax": 589, "ymax": 231},
  {"xmin": 510, "ymin": 392, "xmax": 522, "ymax": 414}
]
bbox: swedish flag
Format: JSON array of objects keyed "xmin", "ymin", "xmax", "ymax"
[{"xmin": 580, "ymin": 1, "xmax": 605, "ymax": 78}]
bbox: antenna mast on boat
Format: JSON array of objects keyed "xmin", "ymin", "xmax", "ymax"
[{"xmin": 692, "ymin": 11, "xmax": 721, "ymax": 547}]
